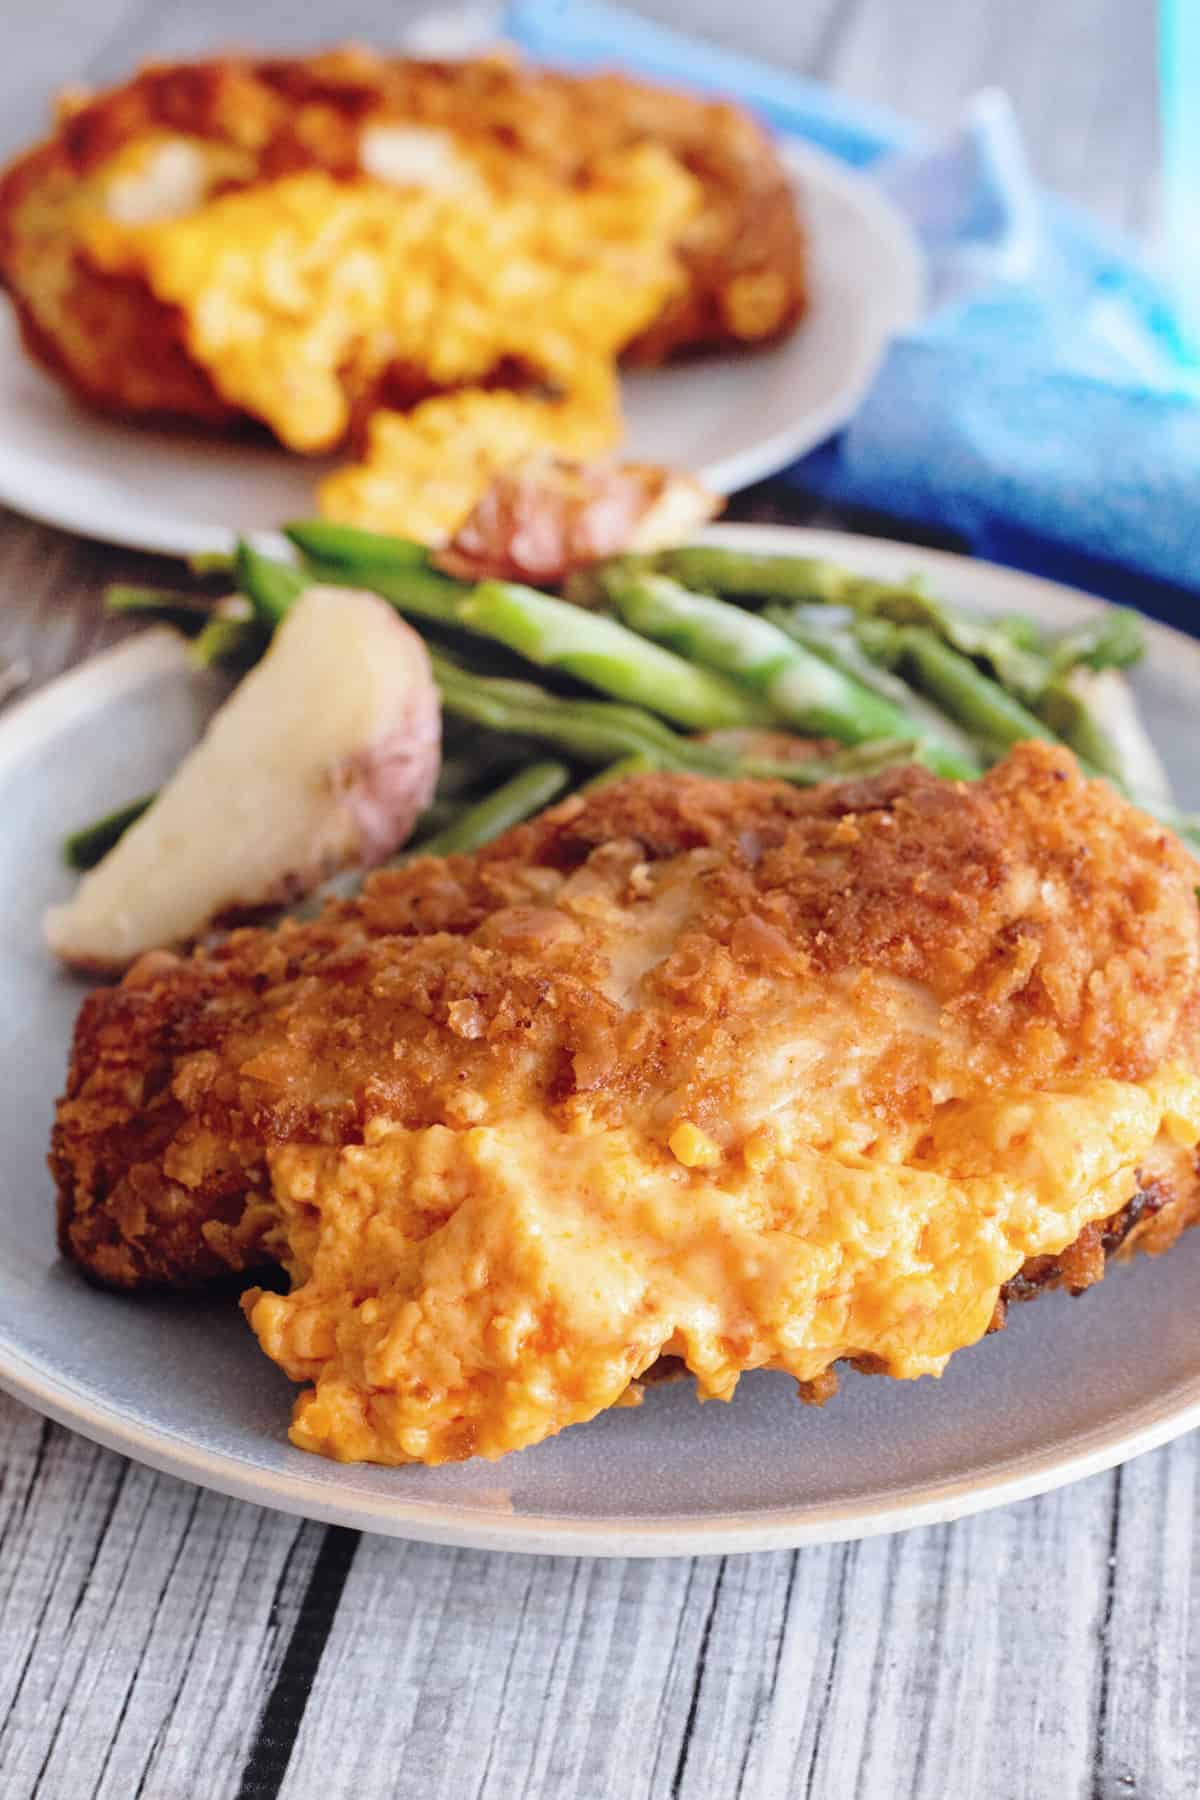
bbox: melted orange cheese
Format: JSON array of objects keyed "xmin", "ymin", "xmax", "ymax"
[
  {"xmin": 245, "ymin": 1065, "xmax": 1200, "ymax": 1465},
  {"xmin": 82, "ymin": 147, "xmax": 696, "ymax": 460},
  {"xmin": 317, "ymin": 372, "xmax": 619, "ymax": 543}
]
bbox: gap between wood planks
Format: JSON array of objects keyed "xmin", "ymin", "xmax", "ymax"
[{"xmin": 235, "ymin": 1528, "xmax": 360, "ymax": 1800}]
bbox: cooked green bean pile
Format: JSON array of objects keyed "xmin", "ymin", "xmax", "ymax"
[{"xmin": 71, "ymin": 524, "xmax": 1193, "ymax": 871}]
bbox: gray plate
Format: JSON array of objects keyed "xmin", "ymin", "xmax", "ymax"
[{"xmin": 2, "ymin": 526, "xmax": 1198, "ymax": 1556}]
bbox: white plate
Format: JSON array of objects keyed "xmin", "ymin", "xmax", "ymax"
[
  {"xmin": 0, "ymin": 145, "xmax": 920, "ymax": 555},
  {"xmin": 2, "ymin": 525, "xmax": 1198, "ymax": 1557}
]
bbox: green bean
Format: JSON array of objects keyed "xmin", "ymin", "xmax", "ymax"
[
  {"xmin": 649, "ymin": 546, "xmax": 870, "ymax": 605},
  {"xmin": 858, "ymin": 584, "xmax": 1050, "ymax": 704},
  {"xmin": 1034, "ymin": 679, "xmax": 1130, "ymax": 783},
  {"xmin": 188, "ymin": 550, "xmax": 235, "ymax": 577},
  {"xmin": 435, "ymin": 657, "xmax": 922, "ymax": 785},
  {"xmin": 1046, "ymin": 610, "xmax": 1144, "ymax": 676},
  {"xmin": 733, "ymin": 738, "xmax": 924, "ymax": 785},
  {"xmin": 104, "ymin": 585, "xmax": 217, "ymax": 630},
  {"xmin": 856, "ymin": 620, "xmax": 1057, "ymax": 749},
  {"xmin": 189, "ymin": 615, "xmax": 268, "ymax": 670},
  {"xmin": 652, "ymin": 548, "xmax": 1109, "ymax": 713},
  {"xmin": 233, "ymin": 541, "xmax": 306, "ymax": 628},
  {"xmin": 406, "ymin": 762, "xmax": 570, "ymax": 857},
  {"xmin": 1032, "ymin": 662, "xmax": 1176, "ymax": 803},
  {"xmin": 300, "ymin": 557, "xmax": 469, "ymax": 626},
  {"xmin": 62, "ymin": 796, "xmax": 154, "ymax": 870},
  {"xmin": 248, "ymin": 540, "xmax": 470, "ymax": 629},
  {"xmin": 432, "ymin": 656, "xmax": 717, "ymax": 769},
  {"xmin": 833, "ymin": 620, "xmax": 1199, "ymax": 841},
  {"xmin": 993, "ymin": 615, "xmax": 1048, "ymax": 654},
  {"xmin": 648, "ymin": 549, "xmax": 1034, "ymax": 684},
  {"xmin": 602, "ymin": 567, "xmax": 977, "ymax": 775},
  {"xmin": 765, "ymin": 602, "xmax": 981, "ymax": 778},
  {"xmin": 284, "ymin": 520, "xmax": 429, "ymax": 571},
  {"xmin": 459, "ymin": 581, "xmax": 766, "ymax": 729},
  {"xmin": 604, "ymin": 567, "xmax": 914, "ymax": 744}
]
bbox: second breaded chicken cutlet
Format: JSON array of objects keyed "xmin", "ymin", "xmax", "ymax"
[
  {"xmin": 51, "ymin": 747, "xmax": 1200, "ymax": 1465},
  {"xmin": 0, "ymin": 48, "xmax": 806, "ymax": 538}
]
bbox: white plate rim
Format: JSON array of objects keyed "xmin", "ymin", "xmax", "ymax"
[
  {"xmin": 693, "ymin": 140, "xmax": 923, "ymax": 495},
  {"xmin": 2, "ymin": 522, "xmax": 1199, "ymax": 1557},
  {"xmin": 0, "ymin": 141, "xmax": 921, "ymax": 556}
]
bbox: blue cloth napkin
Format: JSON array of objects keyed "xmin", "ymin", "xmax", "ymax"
[{"xmin": 501, "ymin": 0, "xmax": 1200, "ymax": 622}]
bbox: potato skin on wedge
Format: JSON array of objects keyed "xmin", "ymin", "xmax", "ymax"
[{"xmin": 45, "ymin": 586, "xmax": 440, "ymax": 973}]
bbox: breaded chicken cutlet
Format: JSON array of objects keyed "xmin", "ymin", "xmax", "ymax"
[
  {"xmin": 51, "ymin": 746, "xmax": 1200, "ymax": 1465},
  {"xmin": 0, "ymin": 46, "xmax": 805, "ymax": 438}
]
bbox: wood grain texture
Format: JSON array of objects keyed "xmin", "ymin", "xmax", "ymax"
[
  {"xmin": 0, "ymin": 1392, "xmax": 331, "ymax": 1800},
  {"xmin": 261, "ymin": 1456, "xmax": 1197, "ymax": 1800},
  {"xmin": 0, "ymin": 4, "xmax": 1190, "ymax": 1799},
  {"xmin": 3, "ymin": 1369, "xmax": 1197, "ymax": 1800}
]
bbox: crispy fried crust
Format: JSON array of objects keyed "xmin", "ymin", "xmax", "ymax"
[
  {"xmin": 52, "ymin": 747, "xmax": 1200, "ymax": 1319},
  {"xmin": 0, "ymin": 47, "xmax": 806, "ymax": 431}
]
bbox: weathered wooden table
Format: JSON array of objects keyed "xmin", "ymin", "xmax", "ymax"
[{"xmin": 1, "ymin": 5, "xmax": 1192, "ymax": 1797}]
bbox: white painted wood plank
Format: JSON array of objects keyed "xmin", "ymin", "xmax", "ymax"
[
  {"xmin": 0, "ymin": 514, "xmax": 151, "ymax": 694},
  {"xmin": 1094, "ymin": 1443, "xmax": 1200, "ymax": 1797},
  {"xmin": 824, "ymin": 0, "xmax": 1157, "ymax": 232},
  {"xmin": 4, "ymin": 1388, "xmax": 1196, "ymax": 1800},
  {"xmin": 0, "ymin": 1391, "xmax": 328, "ymax": 1800},
  {"xmin": 663, "ymin": 1546, "xmax": 802, "ymax": 1800},
  {"xmin": 816, "ymin": 1477, "xmax": 1113, "ymax": 1798},
  {"xmin": 269, "ymin": 1448, "xmax": 1199, "ymax": 1800},
  {"xmin": 278, "ymin": 1547, "xmax": 712, "ymax": 1800}
]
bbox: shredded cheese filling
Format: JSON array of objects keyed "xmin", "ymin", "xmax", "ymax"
[
  {"xmin": 245, "ymin": 1065, "xmax": 1200, "ymax": 1466},
  {"xmin": 81, "ymin": 146, "xmax": 698, "ymax": 515}
]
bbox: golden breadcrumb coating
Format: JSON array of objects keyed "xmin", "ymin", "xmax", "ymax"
[{"xmin": 50, "ymin": 748, "xmax": 1200, "ymax": 1463}]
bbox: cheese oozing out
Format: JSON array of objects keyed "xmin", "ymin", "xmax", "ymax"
[
  {"xmin": 246, "ymin": 1067, "xmax": 1200, "ymax": 1467},
  {"xmin": 240, "ymin": 859, "xmax": 1200, "ymax": 1466},
  {"xmin": 83, "ymin": 148, "xmax": 698, "ymax": 458}
]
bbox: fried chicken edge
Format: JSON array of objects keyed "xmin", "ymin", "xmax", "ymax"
[
  {"xmin": 0, "ymin": 46, "xmax": 808, "ymax": 440},
  {"xmin": 48, "ymin": 745, "xmax": 1200, "ymax": 1461}
]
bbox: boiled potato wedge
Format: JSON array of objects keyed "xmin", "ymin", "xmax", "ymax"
[{"xmin": 45, "ymin": 585, "xmax": 439, "ymax": 972}]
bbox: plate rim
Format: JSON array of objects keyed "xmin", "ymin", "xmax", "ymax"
[
  {"xmin": 0, "ymin": 140, "xmax": 922, "ymax": 555},
  {"xmin": 3, "ymin": 522, "xmax": 1199, "ymax": 1556},
  {"xmin": 692, "ymin": 140, "xmax": 923, "ymax": 496}
]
